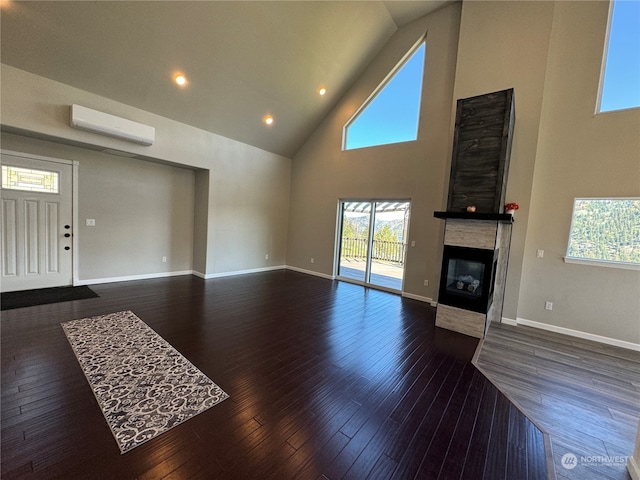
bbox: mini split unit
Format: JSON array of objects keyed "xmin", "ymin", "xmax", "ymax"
[{"xmin": 70, "ymin": 104, "xmax": 155, "ymax": 145}]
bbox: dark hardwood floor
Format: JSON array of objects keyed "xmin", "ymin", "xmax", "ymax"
[
  {"xmin": 2, "ymin": 271, "xmax": 547, "ymax": 479},
  {"xmin": 476, "ymin": 322, "xmax": 640, "ymax": 480}
]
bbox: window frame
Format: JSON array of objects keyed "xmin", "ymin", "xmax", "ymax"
[
  {"xmin": 1, "ymin": 164, "xmax": 61, "ymax": 194},
  {"xmin": 342, "ymin": 35, "xmax": 427, "ymax": 151},
  {"xmin": 596, "ymin": 0, "xmax": 640, "ymax": 114},
  {"xmin": 564, "ymin": 197, "xmax": 640, "ymax": 271}
]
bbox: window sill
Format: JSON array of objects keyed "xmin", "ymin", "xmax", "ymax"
[
  {"xmin": 563, "ymin": 257, "xmax": 640, "ymax": 271},
  {"xmin": 595, "ymin": 104, "xmax": 640, "ymax": 115}
]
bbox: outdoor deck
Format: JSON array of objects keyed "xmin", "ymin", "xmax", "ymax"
[{"xmin": 339, "ymin": 259, "xmax": 404, "ymax": 290}]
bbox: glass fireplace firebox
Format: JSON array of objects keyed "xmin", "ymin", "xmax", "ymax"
[{"xmin": 438, "ymin": 245, "xmax": 498, "ymax": 314}]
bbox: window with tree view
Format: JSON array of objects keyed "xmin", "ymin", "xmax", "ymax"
[{"xmin": 566, "ymin": 198, "xmax": 640, "ymax": 267}]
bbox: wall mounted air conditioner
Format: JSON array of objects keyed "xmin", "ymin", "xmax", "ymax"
[{"xmin": 70, "ymin": 104, "xmax": 155, "ymax": 145}]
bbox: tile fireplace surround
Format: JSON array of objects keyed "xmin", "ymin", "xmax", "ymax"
[{"xmin": 433, "ymin": 214, "xmax": 513, "ymax": 338}]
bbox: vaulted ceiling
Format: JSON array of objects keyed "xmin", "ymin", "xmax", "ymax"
[{"xmin": 0, "ymin": 1, "xmax": 452, "ymax": 158}]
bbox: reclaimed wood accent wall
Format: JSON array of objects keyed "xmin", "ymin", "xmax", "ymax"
[{"xmin": 447, "ymin": 88, "xmax": 515, "ymax": 213}]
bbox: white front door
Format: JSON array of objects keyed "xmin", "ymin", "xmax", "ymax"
[{"xmin": 1, "ymin": 153, "xmax": 74, "ymax": 292}]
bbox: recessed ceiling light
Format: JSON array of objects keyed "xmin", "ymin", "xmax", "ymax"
[
  {"xmin": 318, "ymin": 87, "xmax": 327, "ymax": 96},
  {"xmin": 174, "ymin": 74, "xmax": 187, "ymax": 87},
  {"xmin": 263, "ymin": 115, "xmax": 274, "ymax": 125}
]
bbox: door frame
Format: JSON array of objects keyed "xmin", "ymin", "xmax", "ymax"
[
  {"xmin": 1, "ymin": 149, "xmax": 80, "ymax": 288},
  {"xmin": 334, "ymin": 198, "xmax": 411, "ymax": 294}
]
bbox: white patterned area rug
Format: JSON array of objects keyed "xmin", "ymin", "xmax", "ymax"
[{"xmin": 62, "ymin": 310, "xmax": 229, "ymax": 454}]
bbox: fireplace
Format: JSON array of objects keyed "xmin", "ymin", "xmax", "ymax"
[
  {"xmin": 438, "ymin": 245, "xmax": 498, "ymax": 314},
  {"xmin": 432, "ymin": 88, "xmax": 515, "ymax": 338},
  {"xmin": 432, "ymin": 217, "xmax": 511, "ymax": 338}
]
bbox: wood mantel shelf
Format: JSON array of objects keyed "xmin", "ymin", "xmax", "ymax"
[{"xmin": 434, "ymin": 211, "xmax": 514, "ymax": 223}]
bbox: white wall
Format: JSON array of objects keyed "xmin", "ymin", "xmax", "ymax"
[{"xmin": 0, "ymin": 64, "xmax": 291, "ymax": 280}]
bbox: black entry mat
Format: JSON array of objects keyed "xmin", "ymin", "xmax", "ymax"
[{"xmin": 1, "ymin": 285, "xmax": 99, "ymax": 310}]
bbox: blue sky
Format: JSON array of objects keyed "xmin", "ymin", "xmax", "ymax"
[
  {"xmin": 600, "ymin": 0, "xmax": 640, "ymax": 112},
  {"xmin": 346, "ymin": 0, "xmax": 637, "ymax": 147},
  {"xmin": 345, "ymin": 43, "xmax": 425, "ymax": 150}
]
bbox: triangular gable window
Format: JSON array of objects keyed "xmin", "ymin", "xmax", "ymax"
[{"xmin": 344, "ymin": 41, "xmax": 426, "ymax": 150}]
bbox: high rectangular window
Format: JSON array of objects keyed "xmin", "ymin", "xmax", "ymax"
[
  {"xmin": 599, "ymin": 0, "xmax": 640, "ymax": 113},
  {"xmin": 566, "ymin": 198, "xmax": 640, "ymax": 268}
]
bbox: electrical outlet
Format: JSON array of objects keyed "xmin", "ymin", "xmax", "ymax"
[
  {"xmin": 545, "ymin": 301, "xmax": 553, "ymax": 311},
  {"xmin": 310, "ymin": 257, "xmax": 315, "ymax": 264},
  {"xmin": 162, "ymin": 256, "xmax": 167, "ymax": 263},
  {"xmin": 537, "ymin": 249, "xmax": 544, "ymax": 258},
  {"xmin": 424, "ymin": 280, "xmax": 429, "ymax": 287},
  {"xmin": 411, "ymin": 241, "xmax": 416, "ymax": 247},
  {"xmin": 86, "ymin": 219, "xmax": 96, "ymax": 226},
  {"xmin": 265, "ymin": 254, "xmax": 269, "ymax": 260}
]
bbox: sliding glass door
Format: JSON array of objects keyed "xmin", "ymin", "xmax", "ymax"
[
  {"xmin": 337, "ymin": 200, "xmax": 410, "ymax": 292},
  {"xmin": 338, "ymin": 202, "xmax": 370, "ymax": 283}
]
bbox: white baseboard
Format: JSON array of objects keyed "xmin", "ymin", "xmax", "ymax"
[
  {"xmin": 77, "ymin": 270, "xmax": 194, "ymax": 286},
  {"xmin": 506, "ymin": 317, "xmax": 640, "ymax": 352},
  {"xmin": 402, "ymin": 292, "xmax": 436, "ymax": 306},
  {"xmin": 629, "ymin": 456, "xmax": 640, "ymax": 480},
  {"xmin": 200, "ymin": 265, "xmax": 286, "ymax": 279},
  {"xmin": 286, "ymin": 266, "xmax": 335, "ymax": 280},
  {"xmin": 501, "ymin": 317, "xmax": 518, "ymax": 326},
  {"xmin": 80, "ymin": 266, "xmax": 284, "ymax": 285}
]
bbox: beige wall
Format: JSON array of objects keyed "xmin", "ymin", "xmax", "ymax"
[
  {"xmin": 452, "ymin": 0, "xmax": 555, "ymax": 321},
  {"xmin": 1, "ymin": 132, "xmax": 195, "ymax": 281},
  {"xmin": 287, "ymin": 3, "xmax": 463, "ymax": 299},
  {"xmin": 208, "ymin": 147, "xmax": 290, "ymax": 274},
  {"xmin": 1, "ymin": 64, "xmax": 291, "ymax": 279},
  {"xmin": 452, "ymin": 0, "xmax": 639, "ymax": 344},
  {"xmin": 288, "ymin": 0, "xmax": 638, "ymax": 345},
  {"xmin": 193, "ymin": 170, "xmax": 210, "ymax": 275},
  {"xmin": 1, "ymin": 1, "xmax": 637, "ymax": 346},
  {"xmin": 519, "ymin": 1, "xmax": 640, "ymax": 343}
]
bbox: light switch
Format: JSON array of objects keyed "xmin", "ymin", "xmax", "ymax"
[{"xmin": 86, "ymin": 219, "xmax": 96, "ymax": 226}]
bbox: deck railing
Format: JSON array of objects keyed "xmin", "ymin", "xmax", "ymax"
[{"xmin": 341, "ymin": 237, "xmax": 407, "ymax": 265}]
